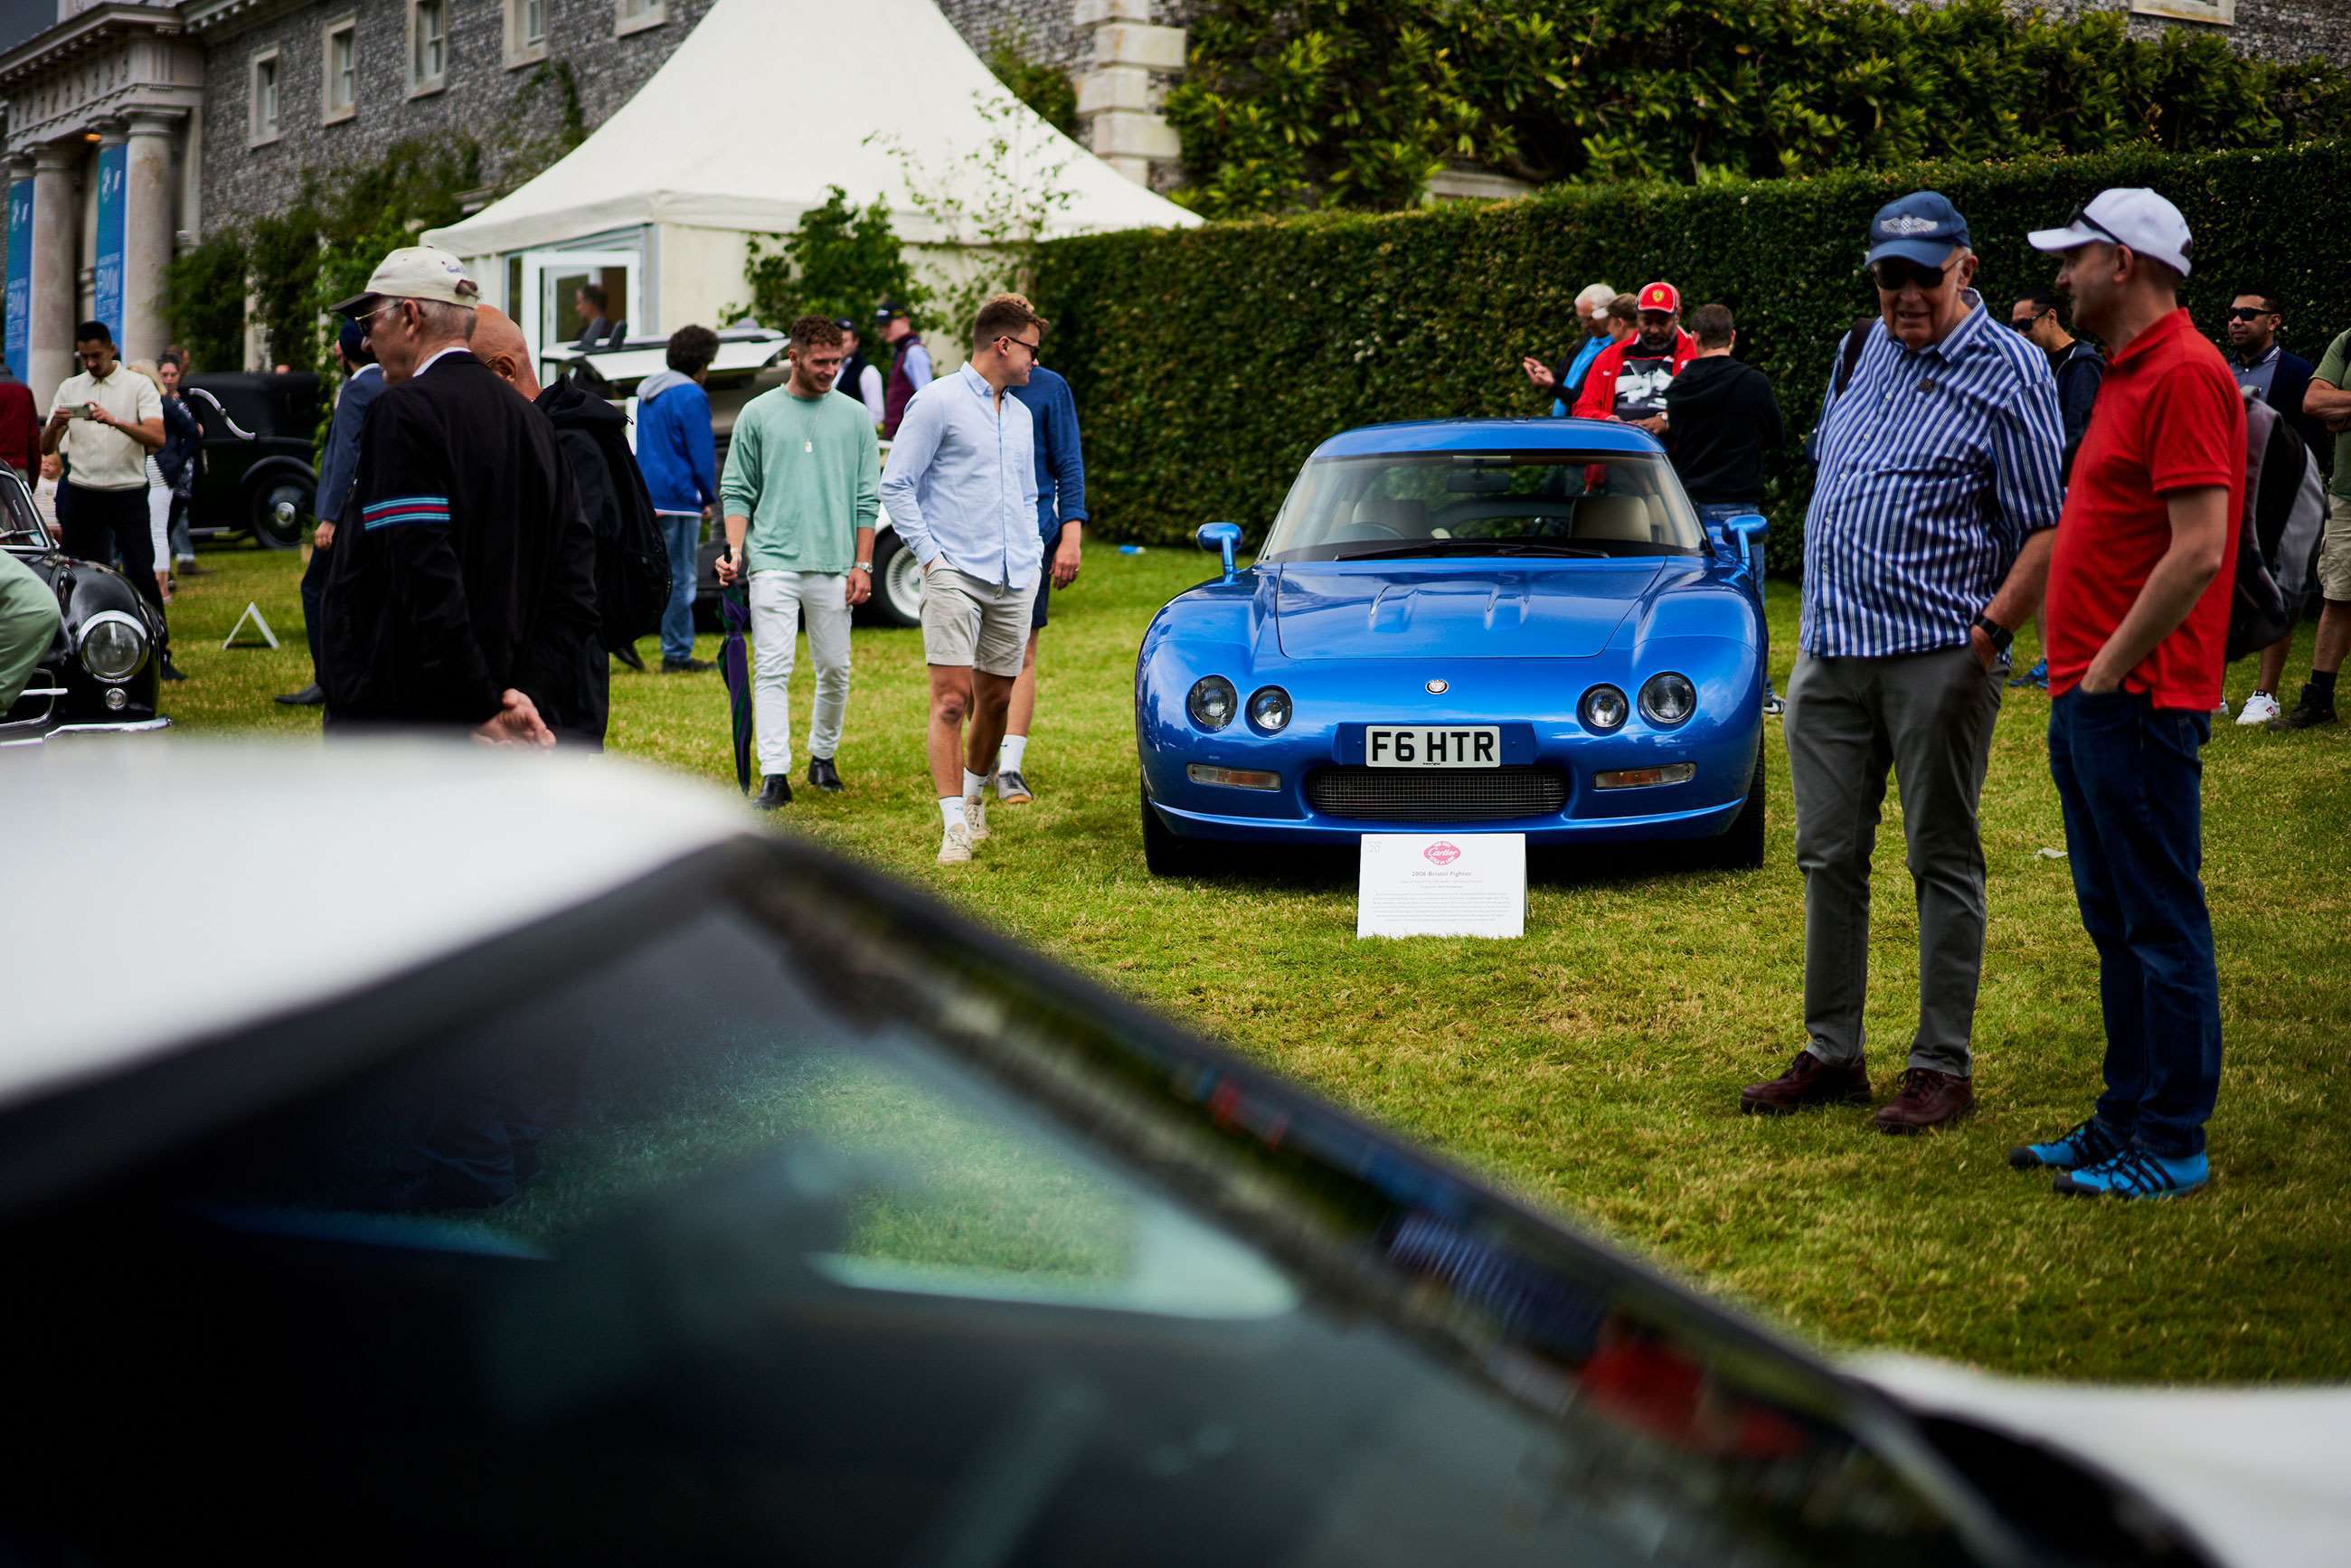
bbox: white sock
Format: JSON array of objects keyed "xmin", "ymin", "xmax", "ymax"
[
  {"xmin": 998, "ymin": 734, "xmax": 1028, "ymax": 773},
  {"xmin": 939, "ymin": 796, "xmax": 966, "ymax": 830},
  {"xmin": 962, "ymin": 768, "xmax": 987, "ymax": 801}
]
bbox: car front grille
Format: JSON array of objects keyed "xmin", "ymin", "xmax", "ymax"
[{"xmin": 1306, "ymin": 766, "xmax": 1569, "ymax": 823}]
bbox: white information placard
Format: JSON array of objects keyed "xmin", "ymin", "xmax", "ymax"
[{"xmin": 1356, "ymin": 833, "xmax": 1526, "ymax": 940}]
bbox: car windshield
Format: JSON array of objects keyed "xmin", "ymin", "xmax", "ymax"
[
  {"xmin": 1260, "ymin": 450, "xmax": 1704, "ymax": 564},
  {"xmin": 0, "ymin": 465, "xmax": 49, "ymax": 551},
  {"xmin": 4, "ymin": 849, "xmax": 1984, "ymax": 1564}
]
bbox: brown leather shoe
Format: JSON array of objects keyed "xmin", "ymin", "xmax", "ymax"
[
  {"xmin": 1740, "ymin": 1051, "xmax": 1872, "ymax": 1116},
  {"xmin": 1872, "ymin": 1067, "xmax": 1975, "ymax": 1134}
]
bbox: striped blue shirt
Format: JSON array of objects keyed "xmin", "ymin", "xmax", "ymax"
[{"xmin": 1800, "ymin": 293, "xmax": 2065, "ymax": 657}]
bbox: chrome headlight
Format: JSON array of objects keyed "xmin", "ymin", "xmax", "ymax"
[
  {"xmin": 1581, "ymin": 684, "xmax": 1629, "ymax": 732},
  {"xmin": 78, "ymin": 609, "xmax": 148, "ymax": 683},
  {"xmin": 1640, "ymin": 672, "xmax": 1697, "ymax": 727},
  {"xmin": 1187, "ymin": 675, "xmax": 1238, "ymax": 731},
  {"xmin": 1247, "ymin": 685, "xmax": 1291, "ymax": 733}
]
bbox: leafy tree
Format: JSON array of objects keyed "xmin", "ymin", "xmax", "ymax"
[
  {"xmin": 985, "ymin": 35, "xmax": 1081, "ymax": 139},
  {"xmin": 727, "ymin": 185, "xmax": 922, "ymax": 331},
  {"xmin": 1165, "ymin": 0, "xmax": 2351, "ymax": 217}
]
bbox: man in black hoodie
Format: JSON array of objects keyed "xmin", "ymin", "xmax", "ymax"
[{"xmin": 1664, "ymin": 303, "xmax": 1785, "ymax": 708}]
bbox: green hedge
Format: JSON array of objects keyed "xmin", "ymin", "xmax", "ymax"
[{"xmin": 1033, "ymin": 140, "xmax": 2351, "ymax": 570}]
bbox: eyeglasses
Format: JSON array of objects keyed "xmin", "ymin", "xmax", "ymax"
[
  {"xmin": 2062, "ymin": 204, "xmax": 2129, "ymax": 250},
  {"xmin": 2010, "ymin": 309, "xmax": 2052, "ymax": 333},
  {"xmin": 2227, "ymin": 307, "xmax": 2275, "ymax": 322},
  {"xmin": 1005, "ymin": 335, "xmax": 1041, "ymax": 358},
  {"xmin": 1871, "ymin": 259, "xmax": 1950, "ymax": 292}
]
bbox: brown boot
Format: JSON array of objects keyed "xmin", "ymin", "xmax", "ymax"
[
  {"xmin": 1872, "ymin": 1067, "xmax": 1975, "ymax": 1135},
  {"xmin": 1740, "ymin": 1051, "xmax": 1872, "ymax": 1116}
]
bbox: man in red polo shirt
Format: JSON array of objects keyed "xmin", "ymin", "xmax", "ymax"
[
  {"xmin": 2009, "ymin": 190, "xmax": 2241, "ymax": 1201},
  {"xmin": 1572, "ymin": 282, "xmax": 1697, "ymax": 430}
]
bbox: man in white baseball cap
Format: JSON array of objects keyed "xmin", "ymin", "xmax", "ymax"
[
  {"xmin": 2011, "ymin": 188, "xmax": 2241, "ymax": 1200},
  {"xmin": 329, "ymin": 245, "xmax": 483, "ymax": 386}
]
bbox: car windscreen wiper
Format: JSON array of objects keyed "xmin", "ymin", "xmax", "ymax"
[{"xmin": 1332, "ymin": 540, "xmax": 1611, "ymax": 561}]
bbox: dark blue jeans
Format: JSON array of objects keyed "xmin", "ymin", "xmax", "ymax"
[
  {"xmin": 2047, "ymin": 690, "xmax": 2222, "ymax": 1157},
  {"xmin": 658, "ymin": 513, "xmax": 701, "ymax": 664}
]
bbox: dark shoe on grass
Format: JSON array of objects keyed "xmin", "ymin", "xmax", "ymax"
[
  {"xmin": 2054, "ymin": 1147, "xmax": 2208, "ymax": 1200},
  {"xmin": 753, "ymin": 774, "xmax": 793, "ymax": 810},
  {"xmin": 1739, "ymin": 1051, "xmax": 1871, "ymax": 1116},
  {"xmin": 1872, "ymin": 1067, "xmax": 1974, "ymax": 1134},
  {"xmin": 274, "ymin": 682, "xmax": 325, "ymax": 705},
  {"xmin": 159, "ymin": 654, "xmax": 187, "ymax": 683},
  {"xmin": 662, "ymin": 656, "xmax": 714, "ymax": 675},
  {"xmin": 2268, "ymin": 685, "xmax": 2337, "ymax": 731},
  {"xmin": 612, "ymin": 641, "xmax": 646, "ymax": 672},
  {"xmin": 2007, "ymin": 1116, "xmax": 2122, "ymax": 1172},
  {"xmin": 807, "ymin": 756, "xmax": 843, "ymax": 793}
]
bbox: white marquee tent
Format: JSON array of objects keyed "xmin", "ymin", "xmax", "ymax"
[{"xmin": 425, "ymin": 0, "xmax": 1197, "ymax": 362}]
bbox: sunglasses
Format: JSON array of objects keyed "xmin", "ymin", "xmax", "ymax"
[
  {"xmin": 2011, "ymin": 309, "xmax": 2052, "ymax": 332},
  {"xmin": 2228, "ymin": 307, "xmax": 2276, "ymax": 322},
  {"xmin": 1871, "ymin": 259, "xmax": 1950, "ymax": 291}
]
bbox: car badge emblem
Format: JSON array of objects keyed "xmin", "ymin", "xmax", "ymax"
[
  {"xmin": 1424, "ymin": 678, "xmax": 1449, "ymax": 694},
  {"xmin": 1423, "ymin": 843, "xmax": 1462, "ymax": 865}
]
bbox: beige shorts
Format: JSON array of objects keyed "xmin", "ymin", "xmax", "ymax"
[
  {"xmin": 2321, "ymin": 492, "xmax": 2351, "ymax": 602},
  {"xmin": 921, "ymin": 564, "xmax": 1031, "ymax": 678}
]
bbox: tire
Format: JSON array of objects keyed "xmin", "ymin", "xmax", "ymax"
[
  {"xmin": 1699, "ymin": 741, "xmax": 1767, "ymax": 871},
  {"xmin": 1140, "ymin": 781, "xmax": 1205, "ymax": 876},
  {"xmin": 868, "ymin": 531, "xmax": 923, "ymax": 628},
  {"xmin": 248, "ymin": 473, "xmax": 313, "ymax": 550}
]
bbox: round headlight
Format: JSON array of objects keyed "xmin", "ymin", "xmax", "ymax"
[
  {"xmin": 1581, "ymin": 684, "xmax": 1629, "ymax": 732},
  {"xmin": 78, "ymin": 610, "xmax": 147, "ymax": 683},
  {"xmin": 1247, "ymin": 685, "xmax": 1291, "ymax": 733},
  {"xmin": 1640, "ymin": 672, "xmax": 1697, "ymax": 726},
  {"xmin": 1187, "ymin": 675, "xmax": 1238, "ymax": 731}
]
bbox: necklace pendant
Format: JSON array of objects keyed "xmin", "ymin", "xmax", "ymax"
[{"xmin": 804, "ymin": 439, "xmax": 814, "ymax": 454}]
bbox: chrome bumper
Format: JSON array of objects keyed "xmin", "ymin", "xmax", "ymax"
[{"xmin": 0, "ymin": 715, "xmax": 173, "ymax": 747}]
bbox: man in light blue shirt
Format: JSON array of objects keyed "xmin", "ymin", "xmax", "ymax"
[{"xmin": 879, "ymin": 294, "xmax": 1044, "ymax": 865}]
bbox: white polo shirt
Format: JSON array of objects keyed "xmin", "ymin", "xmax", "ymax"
[{"xmin": 51, "ymin": 364, "xmax": 163, "ymax": 491}]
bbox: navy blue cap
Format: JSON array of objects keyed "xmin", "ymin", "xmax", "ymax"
[
  {"xmin": 874, "ymin": 300, "xmax": 909, "ymax": 323},
  {"xmin": 1863, "ymin": 191, "xmax": 1971, "ymax": 269},
  {"xmin": 336, "ymin": 316, "xmax": 374, "ymax": 365}
]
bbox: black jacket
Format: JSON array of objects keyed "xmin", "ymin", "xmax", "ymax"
[
  {"xmin": 1662, "ymin": 355, "xmax": 1783, "ymax": 505},
  {"xmin": 536, "ymin": 378, "xmax": 659, "ymax": 748},
  {"xmin": 321, "ymin": 354, "xmax": 600, "ymax": 739}
]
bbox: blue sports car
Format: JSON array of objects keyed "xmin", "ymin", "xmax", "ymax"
[{"xmin": 1136, "ymin": 419, "xmax": 1770, "ymax": 875}]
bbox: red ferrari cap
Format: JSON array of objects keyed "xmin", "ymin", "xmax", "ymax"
[{"xmin": 1637, "ymin": 281, "xmax": 1680, "ymax": 314}]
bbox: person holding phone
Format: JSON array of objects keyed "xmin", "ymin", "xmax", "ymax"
[{"xmin": 42, "ymin": 320, "xmax": 176, "ymax": 680}]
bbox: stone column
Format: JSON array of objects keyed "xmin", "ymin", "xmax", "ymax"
[
  {"xmin": 122, "ymin": 111, "xmax": 181, "ymax": 365},
  {"xmin": 1074, "ymin": 0, "xmax": 1187, "ymax": 188},
  {"xmin": 27, "ymin": 141, "xmax": 80, "ymax": 405}
]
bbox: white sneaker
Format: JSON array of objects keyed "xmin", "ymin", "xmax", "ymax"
[
  {"xmin": 2235, "ymin": 691, "xmax": 2280, "ymax": 726},
  {"xmin": 964, "ymin": 794, "xmax": 990, "ymax": 841},
  {"xmin": 937, "ymin": 822, "xmax": 975, "ymax": 864}
]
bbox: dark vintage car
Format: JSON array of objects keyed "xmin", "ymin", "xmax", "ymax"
[
  {"xmin": 0, "ymin": 466, "xmax": 167, "ymax": 745},
  {"xmin": 180, "ymin": 371, "xmax": 323, "ymax": 551},
  {"xmin": 0, "ymin": 742, "xmax": 2251, "ymax": 1567}
]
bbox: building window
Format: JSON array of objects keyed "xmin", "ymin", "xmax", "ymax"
[
  {"xmin": 409, "ymin": 0, "xmax": 448, "ymax": 96},
  {"xmin": 2129, "ymin": 0, "xmax": 2234, "ymax": 19},
  {"xmin": 616, "ymin": 0, "xmax": 667, "ymax": 38},
  {"xmin": 322, "ymin": 15, "xmax": 357, "ymax": 124},
  {"xmin": 505, "ymin": 0, "xmax": 549, "ymax": 68},
  {"xmin": 249, "ymin": 48, "xmax": 280, "ymax": 146}
]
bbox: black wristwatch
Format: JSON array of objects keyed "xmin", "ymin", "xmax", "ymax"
[{"xmin": 1972, "ymin": 612, "xmax": 2014, "ymax": 654}]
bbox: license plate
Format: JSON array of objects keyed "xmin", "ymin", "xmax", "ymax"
[{"xmin": 1364, "ymin": 725, "xmax": 1500, "ymax": 768}]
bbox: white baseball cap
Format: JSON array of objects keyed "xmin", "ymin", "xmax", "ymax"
[
  {"xmin": 331, "ymin": 245, "xmax": 483, "ymax": 315},
  {"xmin": 2028, "ymin": 188, "xmax": 2194, "ymax": 277}
]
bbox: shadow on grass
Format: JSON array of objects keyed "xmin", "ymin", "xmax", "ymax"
[{"xmin": 1165, "ymin": 838, "xmax": 1742, "ymax": 893}]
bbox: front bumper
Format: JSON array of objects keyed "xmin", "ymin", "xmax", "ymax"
[{"xmin": 0, "ymin": 715, "xmax": 174, "ymax": 748}]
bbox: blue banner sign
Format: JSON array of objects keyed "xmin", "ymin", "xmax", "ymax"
[
  {"xmin": 5, "ymin": 179, "xmax": 29, "ymax": 376},
  {"xmin": 94, "ymin": 143, "xmax": 126, "ymax": 348}
]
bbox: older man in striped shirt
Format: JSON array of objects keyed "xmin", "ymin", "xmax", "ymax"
[{"xmin": 1742, "ymin": 192, "xmax": 2065, "ymax": 1134}]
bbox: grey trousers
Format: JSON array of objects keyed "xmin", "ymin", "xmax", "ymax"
[{"xmin": 1786, "ymin": 646, "xmax": 2005, "ymax": 1075}]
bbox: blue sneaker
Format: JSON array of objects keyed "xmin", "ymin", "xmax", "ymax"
[
  {"xmin": 2007, "ymin": 657, "xmax": 2049, "ymax": 690},
  {"xmin": 2006, "ymin": 1117, "xmax": 2122, "ymax": 1172},
  {"xmin": 2053, "ymin": 1147, "xmax": 2209, "ymax": 1200}
]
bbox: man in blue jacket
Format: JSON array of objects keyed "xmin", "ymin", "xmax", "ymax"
[
  {"xmin": 276, "ymin": 317, "xmax": 382, "ymax": 706},
  {"xmin": 992, "ymin": 335, "xmax": 1087, "ymax": 805},
  {"xmin": 636, "ymin": 325, "xmax": 720, "ymax": 674}
]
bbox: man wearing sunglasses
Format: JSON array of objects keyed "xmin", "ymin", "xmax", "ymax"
[
  {"xmin": 1742, "ymin": 191, "xmax": 2064, "ymax": 1135},
  {"xmin": 2222, "ymin": 289, "xmax": 2319, "ymax": 726},
  {"xmin": 2006, "ymin": 290, "xmax": 2105, "ymax": 690}
]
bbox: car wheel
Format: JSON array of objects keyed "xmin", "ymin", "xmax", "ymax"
[
  {"xmin": 1699, "ymin": 741, "xmax": 1767, "ymax": 871},
  {"xmin": 1140, "ymin": 781, "xmax": 1204, "ymax": 876},
  {"xmin": 249, "ymin": 476, "xmax": 313, "ymax": 551},
  {"xmin": 868, "ymin": 533, "xmax": 923, "ymax": 628}
]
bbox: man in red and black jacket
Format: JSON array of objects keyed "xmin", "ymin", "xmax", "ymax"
[{"xmin": 1572, "ymin": 281, "xmax": 1699, "ymax": 434}]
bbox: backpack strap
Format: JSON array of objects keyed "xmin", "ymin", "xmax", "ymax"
[{"xmin": 1834, "ymin": 316, "xmax": 1875, "ymax": 397}]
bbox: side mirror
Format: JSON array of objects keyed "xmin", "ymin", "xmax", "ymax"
[
  {"xmin": 1726, "ymin": 513, "xmax": 1768, "ymax": 576},
  {"xmin": 1196, "ymin": 521, "xmax": 1242, "ymax": 581}
]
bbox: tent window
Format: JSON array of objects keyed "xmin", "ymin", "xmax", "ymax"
[
  {"xmin": 507, "ymin": 0, "xmax": 549, "ymax": 67},
  {"xmin": 249, "ymin": 49, "xmax": 280, "ymax": 146},
  {"xmin": 616, "ymin": 0, "xmax": 667, "ymax": 38},
  {"xmin": 409, "ymin": 0, "xmax": 448, "ymax": 96},
  {"xmin": 322, "ymin": 17, "xmax": 357, "ymax": 124}
]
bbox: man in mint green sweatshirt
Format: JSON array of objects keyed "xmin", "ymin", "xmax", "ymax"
[{"xmin": 715, "ymin": 315, "xmax": 880, "ymax": 807}]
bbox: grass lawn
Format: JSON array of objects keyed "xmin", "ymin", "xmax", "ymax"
[{"xmin": 153, "ymin": 536, "xmax": 2350, "ymax": 1384}]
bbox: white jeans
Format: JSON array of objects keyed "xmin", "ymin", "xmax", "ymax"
[{"xmin": 749, "ymin": 569, "xmax": 853, "ymax": 773}]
